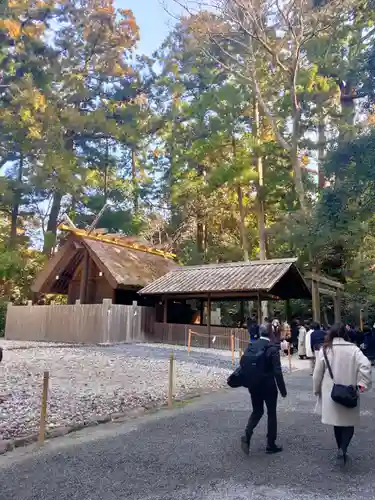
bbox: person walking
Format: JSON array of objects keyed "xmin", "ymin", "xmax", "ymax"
[
  {"xmin": 313, "ymin": 324, "xmax": 372, "ymax": 463},
  {"xmin": 247, "ymin": 314, "xmax": 259, "ymax": 342},
  {"xmin": 305, "ymin": 324, "xmax": 314, "ymax": 375},
  {"xmin": 240, "ymin": 324, "xmax": 287, "ymax": 455},
  {"xmin": 298, "ymin": 320, "xmax": 307, "ymax": 359},
  {"xmin": 362, "ymin": 326, "xmax": 375, "ymax": 365},
  {"xmin": 309, "ymin": 322, "xmax": 325, "ymax": 375}
]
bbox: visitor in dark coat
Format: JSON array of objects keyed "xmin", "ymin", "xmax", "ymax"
[
  {"xmin": 310, "ymin": 323, "xmax": 326, "ymax": 352},
  {"xmin": 363, "ymin": 327, "xmax": 375, "ymax": 364}
]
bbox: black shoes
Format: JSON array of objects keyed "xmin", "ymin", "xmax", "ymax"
[
  {"xmin": 266, "ymin": 444, "xmax": 283, "ymax": 454},
  {"xmin": 241, "ymin": 435, "xmax": 250, "ymax": 455},
  {"xmin": 241, "ymin": 437, "xmax": 283, "ymax": 455}
]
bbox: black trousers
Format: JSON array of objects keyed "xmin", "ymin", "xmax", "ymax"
[
  {"xmin": 334, "ymin": 426, "xmax": 354, "ymax": 454},
  {"xmin": 246, "ymin": 386, "xmax": 278, "ymax": 446}
]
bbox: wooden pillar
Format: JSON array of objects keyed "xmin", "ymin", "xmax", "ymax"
[
  {"xmin": 240, "ymin": 299, "xmax": 245, "ymax": 327},
  {"xmin": 334, "ymin": 289, "xmax": 341, "ymax": 324},
  {"xmin": 200, "ymin": 299, "xmax": 204, "ymax": 326},
  {"xmin": 257, "ymin": 293, "xmax": 262, "ymax": 324},
  {"xmin": 207, "ymin": 294, "xmax": 211, "ymax": 348},
  {"xmin": 79, "ymin": 251, "xmax": 89, "ymax": 304},
  {"xmin": 311, "ymin": 278, "xmax": 320, "ymax": 323},
  {"xmin": 285, "ymin": 299, "xmax": 291, "ymax": 322},
  {"xmin": 163, "ymin": 295, "xmax": 168, "ymax": 323}
]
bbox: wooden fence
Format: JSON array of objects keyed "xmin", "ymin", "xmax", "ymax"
[
  {"xmin": 151, "ymin": 322, "xmax": 249, "ymax": 350},
  {"xmin": 5, "ymin": 301, "xmax": 248, "ymax": 350},
  {"xmin": 5, "ymin": 300, "xmax": 155, "ymax": 344}
]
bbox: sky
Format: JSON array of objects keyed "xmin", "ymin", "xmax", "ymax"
[{"xmin": 117, "ymin": 0, "xmax": 181, "ymax": 55}]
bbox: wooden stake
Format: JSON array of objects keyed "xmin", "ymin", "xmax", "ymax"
[
  {"xmin": 231, "ymin": 334, "xmax": 235, "ymax": 366},
  {"xmin": 288, "ymin": 343, "xmax": 292, "ymax": 373},
  {"xmin": 188, "ymin": 329, "xmax": 192, "ymax": 354},
  {"xmin": 168, "ymin": 352, "xmax": 174, "ymax": 409},
  {"xmin": 38, "ymin": 371, "xmax": 49, "ymax": 445}
]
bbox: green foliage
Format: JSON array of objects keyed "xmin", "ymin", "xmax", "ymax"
[{"xmin": 1, "ymin": 0, "xmax": 375, "ymax": 325}]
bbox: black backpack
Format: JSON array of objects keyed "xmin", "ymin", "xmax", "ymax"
[{"xmin": 240, "ymin": 343, "xmax": 270, "ymax": 389}]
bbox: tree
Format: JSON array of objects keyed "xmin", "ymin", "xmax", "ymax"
[{"xmin": 174, "ymin": 0, "xmax": 357, "ymax": 213}]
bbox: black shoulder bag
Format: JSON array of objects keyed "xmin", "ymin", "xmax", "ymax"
[{"xmin": 323, "ymin": 348, "xmax": 358, "ymax": 409}]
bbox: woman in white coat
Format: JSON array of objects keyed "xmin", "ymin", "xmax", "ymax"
[
  {"xmin": 313, "ymin": 324, "xmax": 372, "ymax": 462},
  {"xmin": 298, "ymin": 321, "xmax": 307, "ymax": 359}
]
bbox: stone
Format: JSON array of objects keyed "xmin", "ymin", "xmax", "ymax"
[
  {"xmin": 0, "ymin": 439, "xmax": 12, "ymax": 454},
  {"xmin": 14, "ymin": 434, "xmax": 38, "ymax": 448},
  {"xmin": 46, "ymin": 427, "xmax": 69, "ymax": 439}
]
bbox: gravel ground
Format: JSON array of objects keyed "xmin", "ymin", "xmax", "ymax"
[
  {"xmin": 0, "ymin": 342, "xmax": 236, "ymax": 440},
  {"xmin": 1, "ymin": 371, "xmax": 375, "ymax": 500},
  {"xmin": 0, "ymin": 341, "xmax": 302, "ymax": 441}
]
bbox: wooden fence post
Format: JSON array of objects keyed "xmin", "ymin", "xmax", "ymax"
[
  {"xmin": 188, "ymin": 329, "xmax": 192, "ymax": 354},
  {"xmin": 168, "ymin": 352, "xmax": 174, "ymax": 409},
  {"xmin": 38, "ymin": 371, "xmax": 49, "ymax": 445},
  {"xmin": 231, "ymin": 334, "xmax": 235, "ymax": 367}
]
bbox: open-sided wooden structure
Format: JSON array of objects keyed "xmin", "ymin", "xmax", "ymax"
[
  {"xmin": 31, "ymin": 227, "xmax": 177, "ymax": 305},
  {"xmin": 139, "ymin": 258, "xmax": 312, "ymax": 346}
]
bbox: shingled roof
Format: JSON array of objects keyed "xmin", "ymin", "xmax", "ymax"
[
  {"xmin": 139, "ymin": 258, "xmax": 311, "ymax": 300},
  {"xmin": 32, "ymin": 233, "xmax": 177, "ymax": 295},
  {"xmin": 83, "ymin": 237, "xmax": 177, "ymax": 288}
]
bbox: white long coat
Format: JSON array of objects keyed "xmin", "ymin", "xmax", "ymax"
[
  {"xmin": 305, "ymin": 329, "xmax": 314, "ymax": 358},
  {"xmin": 313, "ymin": 338, "xmax": 372, "ymax": 426},
  {"xmin": 298, "ymin": 326, "xmax": 306, "ymax": 356}
]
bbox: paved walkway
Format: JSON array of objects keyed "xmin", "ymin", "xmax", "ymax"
[{"xmin": 1, "ymin": 370, "xmax": 374, "ymax": 500}]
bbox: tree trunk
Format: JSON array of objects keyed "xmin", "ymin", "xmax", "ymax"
[
  {"xmin": 236, "ymin": 185, "xmax": 249, "ymax": 261},
  {"xmin": 197, "ymin": 216, "xmax": 204, "ymax": 256},
  {"xmin": 131, "ymin": 146, "xmax": 138, "ymax": 214},
  {"xmin": 43, "ymin": 191, "xmax": 62, "ymax": 254},
  {"xmin": 196, "ymin": 164, "xmax": 207, "ymax": 259},
  {"xmin": 9, "ymin": 153, "xmax": 24, "ymax": 248},
  {"xmin": 232, "ymin": 137, "xmax": 250, "ymax": 261},
  {"xmin": 339, "ymin": 82, "xmax": 355, "ymax": 142},
  {"xmin": 317, "ymin": 114, "xmax": 326, "ymax": 189},
  {"xmin": 252, "ymin": 97, "xmax": 268, "ymax": 320},
  {"xmin": 104, "ymin": 138, "xmax": 109, "ymax": 203},
  {"xmin": 291, "ymin": 147, "xmax": 306, "ymax": 213},
  {"xmin": 252, "ymin": 98, "xmax": 267, "ymax": 260}
]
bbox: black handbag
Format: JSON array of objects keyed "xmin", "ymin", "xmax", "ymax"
[
  {"xmin": 323, "ymin": 348, "xmax": 358, "ymax": 409},
  {"xmin": 227, "ymin": 366, "xmax": 247, "ymax": 388}
]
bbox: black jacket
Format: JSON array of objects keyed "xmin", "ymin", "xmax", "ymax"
[
  {"xmin": 250, "ymin": 338, "xmax": 287, "ymax": 397},
  {"xmin": 310, "ymin": 328, "xmax": 325, "ymax": 351}
]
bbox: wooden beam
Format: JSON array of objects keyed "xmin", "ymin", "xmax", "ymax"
[
  {"xmin": 143, "ymin": 291, "xmax": 281, "ymax": 301},
  {"xmin": 257, "ymin": 293, "xmax": 262, "ymax": 324},
  {"xmin": 200, "ymin": 299, "xmax": 204, "ymax": 326},
  {"xmin": 207, "ymin": 294, "xmax": 211, "ymax": 348},
  {"xmin": 239, "ymin": 299, "xmax": 244, "ymax": 327},
  {"xmin": 318, "ymin": 287, "xmax": 337, "ymax": 297},
  {"xmin": 79, "ymin": 251, "xmax": 89, "ymax": 304},
  {"xmin": 305, "ymin": 272, "xmax": 344, "ymax": 290},
  {"xmin": 312, "ymin": 279, "xmax": 321, "ymax": 323},
  {"xmin": 285, "ymin": 299, "xmax": 291, "ymax": 322},
  {"xmin": 163, "ymin": 295, "xmax": 168, "ymax": 323}
]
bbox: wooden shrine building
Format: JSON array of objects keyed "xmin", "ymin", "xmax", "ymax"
[{"xmin": 31, "ymin": 227, "xmax": 177, "ymax": 305}]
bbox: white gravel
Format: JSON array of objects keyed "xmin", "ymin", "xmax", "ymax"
[{"xmin": 0, "ymin": 342, "xmax": 233, "ymax": 440}]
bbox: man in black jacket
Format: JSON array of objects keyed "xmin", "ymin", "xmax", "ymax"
[
  {"xmin": 310, "ymin": 322, "xmax": 325, "ymax": 352},
  {"xmin": 241, "ymin": 325, "xmax": 287, "ymax": 455}
]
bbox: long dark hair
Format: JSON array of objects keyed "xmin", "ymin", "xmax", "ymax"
[{"xmin": 324, "ymin": 323, "xmax": 350, "ymax": 348}]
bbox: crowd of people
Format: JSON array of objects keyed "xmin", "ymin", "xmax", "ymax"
[
  {"xmin": 247, "ymin": 315, "xmax": 375, "ymax": 368},
  {"xmin": 233, "ymin": 317, "xmax": 374, "ymax": 464}
]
